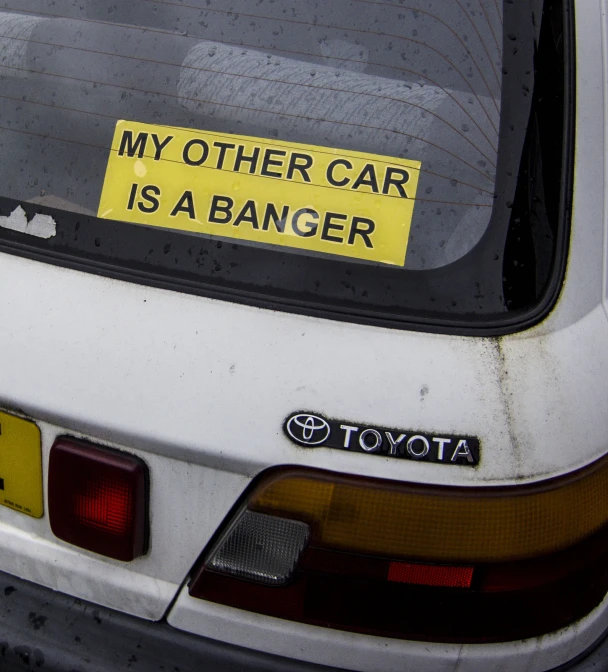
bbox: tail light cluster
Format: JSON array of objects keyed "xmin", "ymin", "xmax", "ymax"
[
  {"xmin": 190, "ymin": 458, "xmax": 608, "ymax": 643},
  {"xmin": 44, "ymin": 435, "xmax": 608, "ymax": 642},
  {"xmin": 49, "ymin": 438, "xmax": 148, "ymax": 561}
]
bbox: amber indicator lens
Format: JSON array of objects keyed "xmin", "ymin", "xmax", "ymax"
[
  {"xmin": 191, "ymin": 460, "xmax": 608, "ymax": 643},
  {"xmin": 49, "ymin": 438, "xmax": 148, "ymax": 561}
]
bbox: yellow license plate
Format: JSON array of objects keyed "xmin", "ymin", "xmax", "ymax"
[{"xmin": 0, "ymin": 411, "xmax": 43, "ymax": 518}]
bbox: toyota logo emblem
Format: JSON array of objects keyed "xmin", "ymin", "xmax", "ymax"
[{"xmin": 285, "ymin": 413, "xmax": 331, "ymax": 446}]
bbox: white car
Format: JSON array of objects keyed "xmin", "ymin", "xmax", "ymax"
[{"xmin": 1, "ymin": 0, "xmax": 607, "ymax": 670}]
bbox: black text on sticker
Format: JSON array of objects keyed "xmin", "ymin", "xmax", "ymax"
[
  {"xmin": 126, "ymin": 185, "xmax": 378, "ymax": 249},
  {"xmin": 118, "ymin": 130, "xmax": 412, "ymax": 197}
]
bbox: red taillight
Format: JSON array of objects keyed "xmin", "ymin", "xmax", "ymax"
[
  {"xmin": 75, "ymin": 477, "xmax": 132, "ymax": 535},
  {"xmin": 49, "ymin": 438, "xmax": 148, "ymax": 561},
  {"xmin": 388, "ymin": 562, "xmax": 474, "ymax": 588},
  {"xmin": 189, "ymin": 463, "xmax": 608, "ymax": 643}
]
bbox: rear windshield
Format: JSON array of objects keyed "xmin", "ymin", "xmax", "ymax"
[{"xmin": 0, "ymin": 0, "xmax": 572, "ymax": 332}]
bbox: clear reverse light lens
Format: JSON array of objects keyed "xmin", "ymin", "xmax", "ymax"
[
  {"xmin": 191, "ymin": 461, "xmax": 608, "ymax": 643},
  {"xmin": 207, "ymin": 511, "xmax": 309, "ymax": 586}
]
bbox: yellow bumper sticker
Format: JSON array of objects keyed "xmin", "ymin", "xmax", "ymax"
[
  {"xmin": 98, "ymin": 121, "xmax": 421, "ymax": 266},
  {"xmin": 0, "ymin": 411, "xmax": 43, "ymax": 518}
]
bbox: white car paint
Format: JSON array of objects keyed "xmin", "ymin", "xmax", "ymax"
[
  {"xmin": 0, "ymin": 0, "xmax": 604, "ymax": 670},
  {"xmin": 0, "ymin": 417, "xmax": 249, "ymax": 620},
  {"xmin": 166, "ymin": 5, "xmax": 608, "ymax": 669}
]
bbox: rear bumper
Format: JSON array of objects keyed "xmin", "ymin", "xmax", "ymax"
[
  {"xmin": 0, "ymin": 569, "xmax": 605, "ymax": 672},
  {"xmin": 0, "ymin": 570, "xmax": 345, "ymax": 672}
]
